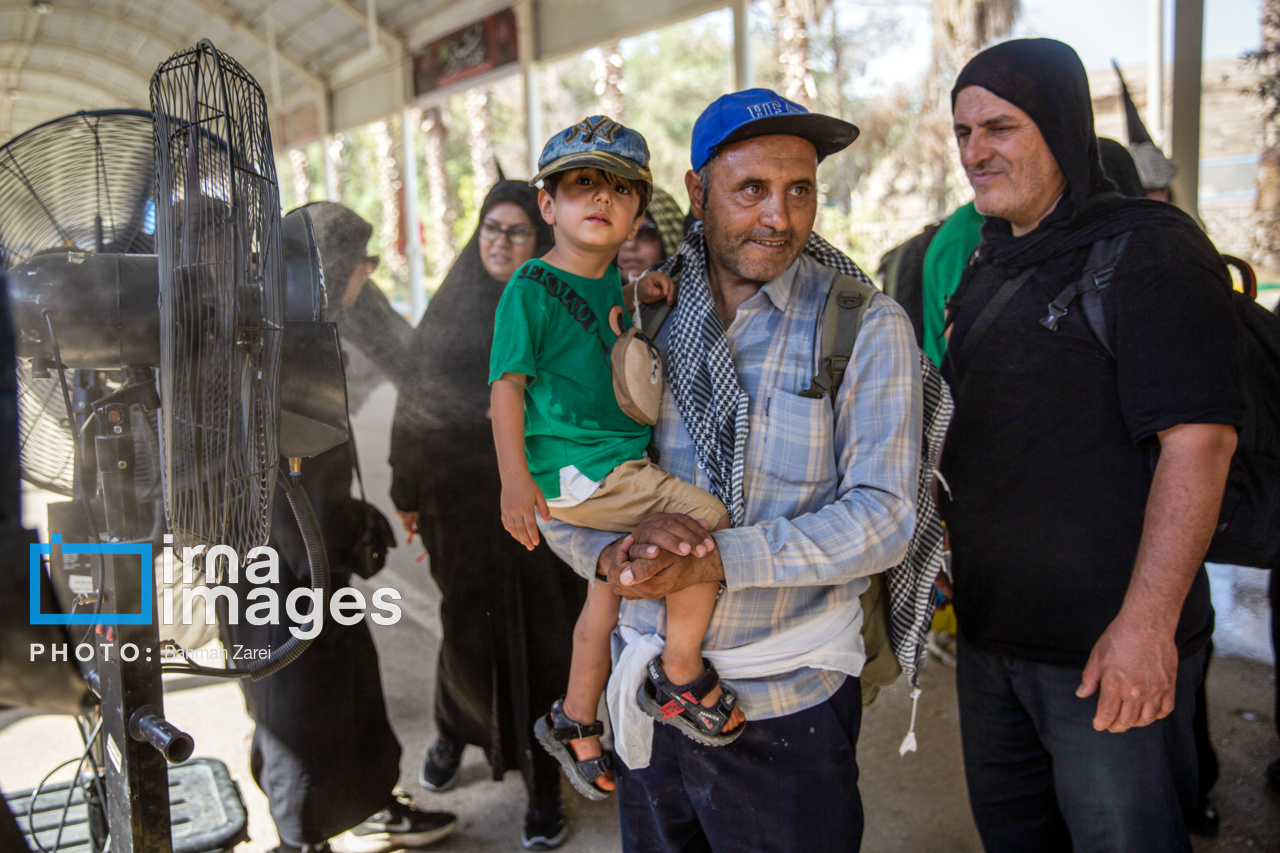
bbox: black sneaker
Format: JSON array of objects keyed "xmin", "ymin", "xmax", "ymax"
[
  {"xmin": 334, "ymin": 797, "xmax": 457, "ymax": 853},
  {"xmin": 419, "ymin": 737, "xmax": 463, "ymax": 792},
  {"xmin": 1187, "ymin": 797, "xmax": 1220, "ymax": 836},
  {"xmin": 270, "ymin": 844, "xmax": 331, "ymax": 853},
  {"xmin": 521, "ymin": 802, "xmax": 568, "ymax": 850}
]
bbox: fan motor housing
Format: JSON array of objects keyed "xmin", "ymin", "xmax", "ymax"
[{"xmin": 10, "ymin": 252, "xmax": 160, "ymax": 369}]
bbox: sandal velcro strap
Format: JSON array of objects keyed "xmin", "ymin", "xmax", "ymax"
[
  {"xmin": 577, "ymin": 752, "xmax": 613, "ymax": 780},
  {"xmin": 643, "ymin": 657, "xmax": 742, "ymax": 737},
  {"xmin": 535, "ymin": 700, "xmax": 616, "ymax": 801},
  {"xmin": 647, "ymin": 657, "xmax": 719, "ymax": 704},
  {"xmin": 549, "ymin": 701, "xmax": 605, "ymax": 742}
]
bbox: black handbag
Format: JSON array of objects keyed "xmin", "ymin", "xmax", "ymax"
[{"xmin": 347, "ymin": 414, "xmax": 396, "ymax": 580}]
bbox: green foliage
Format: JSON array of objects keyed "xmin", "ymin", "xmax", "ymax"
[
  {"xmin": 285, "ymin": 0, "xmax": 935, "ymax": 307},
  {"xmin": 620, "ymin": 14, "xmax": 735, "ymax": 197},
  {"xmin": 1245, "ymin": 7, "xmax": 1280, "ymax": 124}
]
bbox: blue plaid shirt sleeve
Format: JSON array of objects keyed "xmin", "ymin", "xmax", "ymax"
[
  {"xmin": 541, "ymin": 516, "xmax": 615, "ymax": 580},
  {"xmin": 716, "ymin": 299, "xmax": 922, "ymax": 590}
]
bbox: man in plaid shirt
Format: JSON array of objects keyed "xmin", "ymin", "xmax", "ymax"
[{"xmin": 542, "ymin": 89, "xmax": 921, "ymax": 853}]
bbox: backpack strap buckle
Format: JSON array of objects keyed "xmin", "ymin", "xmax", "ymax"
[{"xmin": 1040, "ymin": 300, "xmax": 1071, "ymax": 331}]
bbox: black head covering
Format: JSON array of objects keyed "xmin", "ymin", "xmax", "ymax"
[
  {"xmin": 951, "ymin": 38, "xmax": 1193, "ymax": 272},
  {"xmin": 396, "ymin": 180, "xmax": 553, "ymax": 430},
  {"xmin": 1098, "ymin": 138, "xmax": 1145, "ymax": 199},
  {"xmin": 952, "ymin": 38, "xmax": 1109, "ymax": 213},
  {"xmin": 296, "ymin": 201, "xmax": 412, "ymax": 392}
]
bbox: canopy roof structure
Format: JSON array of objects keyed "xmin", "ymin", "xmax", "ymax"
[
  {"xmin": 0, "ymin": 0, "xmax": 1211, "ymax": 221},
  {"xmin": 0, "ymin": 0, "xmax": 738, "ymax": 145}
]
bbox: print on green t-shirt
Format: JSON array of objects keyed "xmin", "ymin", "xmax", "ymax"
[{"xmin": 489, "ymin": 259, "xmax": 652, "ymax": 500}]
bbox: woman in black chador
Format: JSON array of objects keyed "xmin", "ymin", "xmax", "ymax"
[
  {"xmin": 224, "ymin": 203, "xmax": 456, "ymax": 853},
  {"xmin": 389, "ymin": 180, "xmax": 586, "ymax": 850}
]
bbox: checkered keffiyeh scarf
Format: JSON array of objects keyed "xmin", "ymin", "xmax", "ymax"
[
  {"xmin": 662, "ymin": 228, "xmax": 953, "ymax": 685},
  {"xmin": 663, "ymin": 227, "xmax": 752, "ymax": 526}
]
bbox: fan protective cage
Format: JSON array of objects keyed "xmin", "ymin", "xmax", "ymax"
[
  {"xmin": 0, "ymin": 109, "xmax": 158, "ymax": 496},
  {"xmin": 151, "ymin": 41, "xmax": 283, "ymax": 555}
]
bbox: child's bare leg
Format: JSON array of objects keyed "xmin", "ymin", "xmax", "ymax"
[
  {"xmin": 659, "ymin": 513, "xmax": 744, "ymax": 731},
  {"xmin": 561, "ymin": 579, "xmax": 621, "ymax": 790}
]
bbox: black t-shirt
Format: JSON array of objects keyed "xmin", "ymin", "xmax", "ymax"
[{"xmin": 939, "ymin": 221, "xmax": 1242, "ymax": 667}]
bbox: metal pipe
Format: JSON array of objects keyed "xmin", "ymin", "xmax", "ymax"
[
  {"xmin": 517, "ymin": 0, "xmax": 541, "ymax": 177},
  {"xmin": 402, "ymin": 106, "xmax": 426, "ymax": 322},
  {"xmin": 1170, "ymin": 0, "xmax": 1204, "ymax": 221},
  {"xmin": 734, "ymin": 0, "xmax": 752, "ymax": 92},
  {"xmin": 367, "ymin": 0, "xmax": 380, "ymax": 56},
  {"xmin": 1148, "ymin": 0, "xmax": 1164, "ymax": 147},
  {"xmin": 266, "ymin": 3, "xmax": 284, "ymax": 113}
]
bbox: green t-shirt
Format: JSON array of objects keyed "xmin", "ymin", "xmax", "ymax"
[
  {"xmin": 489, "ymin": 259, "xmax": 652, "ymax": 500},
  {"xmin": 922, "ymin": 201, "xmax": 985, "ymax": 367}
]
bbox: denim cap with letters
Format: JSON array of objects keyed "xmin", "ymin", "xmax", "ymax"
[
  {"xmin": 690, "ymin": 88, "xmax": 859, "ymax": 171},
  {"xmin": 530, "ymin": 116, "xmax": 653, "ymax": 187}
]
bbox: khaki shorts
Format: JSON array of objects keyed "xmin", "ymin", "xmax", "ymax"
[{"xmin": 548, "ymin": 458, "xmax": 727, "ymax": 532}]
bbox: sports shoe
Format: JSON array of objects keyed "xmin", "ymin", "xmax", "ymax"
[
  {"xmin": 1187, "ymin": 796, "xmax": 1220, "ymax": 837},
  {"xmin": 521, "ymin": 802, "xmax": 568, "ymax": 850},
  {"xmin": 418, "ymin": 737, "xmax": 463, "ymax": 792},
  {"xmin": 333, "ymin": 796, "xmax": 457, "ymax": 853},
  {"xmin": 1267, "ymin": 758, "xmax": 1280, "ymax": 791}
]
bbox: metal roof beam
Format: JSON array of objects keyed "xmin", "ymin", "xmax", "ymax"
[
  {"xmin": 318, "ymin": 0, "xmax": 404, "ymax": 58},
  {"xmin": 0, "ymin": 5, "xmax": 184, "ymax": 54},
  {"xmin": 179, "ymin": 0, "xmax": 328, "ymax": 94},
  {"xmin": 4, "ymin": 68, "xmax": 138, "ymax": 105},
  {"xmin": 7, "ymin": 93, "xmax": 105, "ymax": 116},
  {"xmin": 3, "ymin": 38, "xmax": 153, "ymax": 89}
]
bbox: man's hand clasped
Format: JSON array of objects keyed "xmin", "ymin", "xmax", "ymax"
[{"xmin": 599, "ymin": 512, "xmax": 722, "ymax": 599}]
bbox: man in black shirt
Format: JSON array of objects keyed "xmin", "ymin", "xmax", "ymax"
[{"xmin": 939, "ymin": 39, "xmax": 1240, "ymax": 853}]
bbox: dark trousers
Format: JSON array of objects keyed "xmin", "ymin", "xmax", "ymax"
[
  {"xmin": 1272, "ymin": 572, "xmax": 1280, "ymax": 744},
  {"xmin": 616, "ymin": 675, "xmax": 864, "ymax": 853},
  {"xmin": 956, "ymin": 637, "xmax": 1202, "ymax": 853}
]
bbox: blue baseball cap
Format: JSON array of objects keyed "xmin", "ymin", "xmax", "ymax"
[
  {"xmin": 531, "ymin": 116, "xmax": 652, "ymax": 187},
  {"xmin": 690, "ymin": 89, "xmax": 859, "ymax": 171}
]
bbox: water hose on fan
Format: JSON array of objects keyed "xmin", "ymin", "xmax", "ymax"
[
  {"xmin": 161, "ymin": 468, "xmax": 330, "ymax": 679},
  {"xmin": 244, "ymin": 469, "xmax": 330, "ymax": 679}
]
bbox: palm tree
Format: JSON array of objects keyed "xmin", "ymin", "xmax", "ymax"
[
  {"xmin": 466, "ymin": 87, "xmax": 498, "ymax": 204},
  {"xmin": 327, "ymin": 134, "xmax": 345, "ymax": 203},
  {"xmin": 374, "ymin": 117, "xmax": 408, "ymax": 282},
  {"xmin": 593, "ymin": 42, "xmax": 626, "ymax": 119},
  {"xmin": 1247, "ymin": 0, "xmax": 1280, "ymax": 251},
  {"xmin": 931, "ymin": 0, "xmax": 1020, "ymax": 73},
  {"xmin": 921, "ymin": 0, "xmax": 1022, "ymax": 216},
  {"xmin": 421, "ymin": 105, "xmax": 458, "ymax": 278},
  {"xmin": 289, "ymin": 148, "xmax": 312, "ymax": 207},
  {"xmin": 773, "ymin": 0, "xmax": 826, "ymax": 106}
]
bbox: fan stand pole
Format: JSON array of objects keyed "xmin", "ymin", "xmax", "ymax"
[
  {"xmin": 92, "ymin": 574, "xmax": 173, "ymax": 853},
  {"xmin": 90, "ymin": 402, "xmax": 179, "ymax": 853}
]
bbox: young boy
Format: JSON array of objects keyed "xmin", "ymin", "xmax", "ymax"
[{"xmin": 489, "ymin": 117, "xmax": 745, "ymax": 801}]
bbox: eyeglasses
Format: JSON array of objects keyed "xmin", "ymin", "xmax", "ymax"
[
  {"xmin": 480, "ymin": 221, "xmax": 536, "ymax": 246},
  {"xmin": 630, "ymin": 223, "xmax": 662, "ymax": 244}
]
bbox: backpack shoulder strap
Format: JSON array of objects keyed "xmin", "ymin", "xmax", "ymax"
[
  {"xmin": 800, "ymin": 274, "xmax": 877, "ymax": 400},
  {"xmin": 1042, "ymin": 231, "xmax": 1132, "ymax": 358},
  {"xmin": 638, "ymin": 300, "xmax": 673, "ymax": 340}
]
